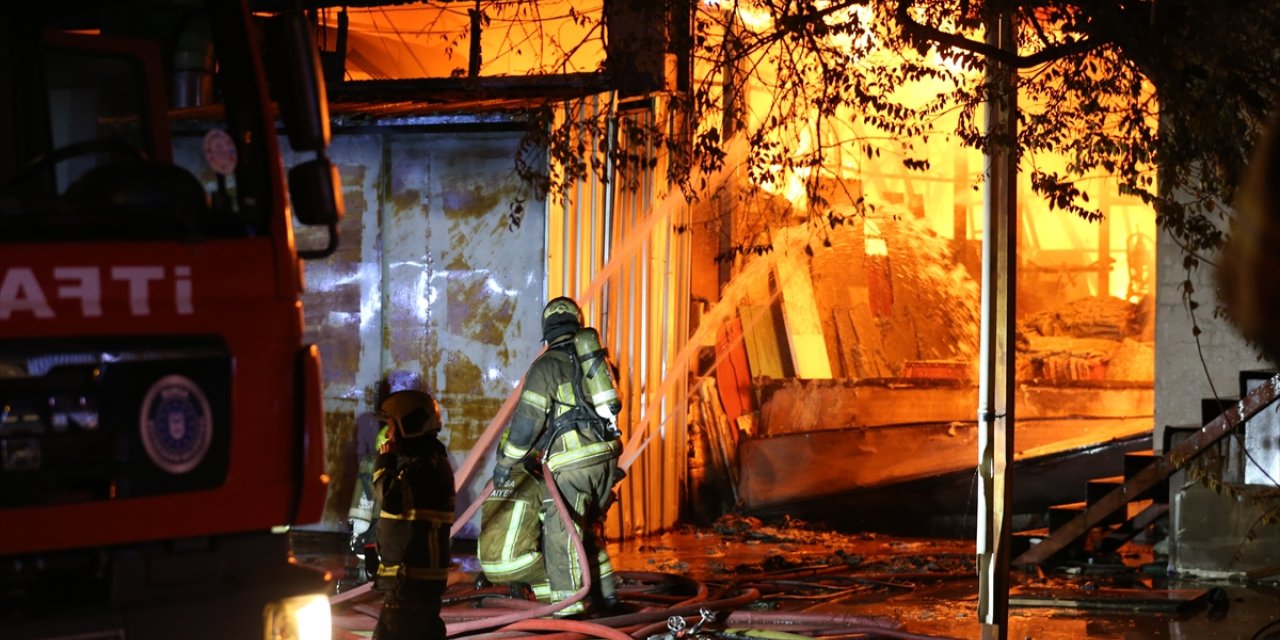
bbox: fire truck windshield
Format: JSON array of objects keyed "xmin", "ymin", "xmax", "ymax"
[
  {"xmin": 43, "ymin": 49, "xmax": 150, "ymax": 194},
  {"xmin": 0, "ymin": 2, "xmax": 284, "ymax": 243}
]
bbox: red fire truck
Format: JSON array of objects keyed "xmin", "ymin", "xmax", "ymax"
[{"xmin": 1, "ymin": 1, "xmax": 342, "ymax": 638}]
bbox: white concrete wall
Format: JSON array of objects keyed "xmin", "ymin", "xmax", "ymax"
[{"xmin": 1153, "ymin": 227, "xmax": 1262, "ymax": 452}]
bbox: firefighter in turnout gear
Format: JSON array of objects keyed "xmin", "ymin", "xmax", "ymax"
[
  {"xmin": 477, "ymin": 453, "xmax": 549, "ymax": 601},
  {"xmin": 373, "ymin": 390, "xmax": 455, "ymax": 640},
  {"xmin": 492, "ymin": 296, "xmax": 623, "ymax": 616}
]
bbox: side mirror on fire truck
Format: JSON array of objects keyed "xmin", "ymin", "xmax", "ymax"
[
  {"xmin": 263, "ymin": 11, "xmax": 329, "ymax": 154},
  {"xmin": 263, "ymin": 10, "xmax": 344, "ymax": 259}
]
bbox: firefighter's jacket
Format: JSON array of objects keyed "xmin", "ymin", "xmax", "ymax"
[
  {"xmin": 497, "ymin": 337, "xmax": 620, "ymax": 474},
  {"xmin": 375, "ymin": 436, "xmax": 455, "ymax": 583}
]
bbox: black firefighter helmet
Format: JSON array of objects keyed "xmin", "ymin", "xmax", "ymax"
[
  {"xmin": 541, "ymin": 296, "xmax": 582, "ymax": 343},
  {"xmin": 379, "ymin": 390, "xmax": 442, "ymax": 441}
]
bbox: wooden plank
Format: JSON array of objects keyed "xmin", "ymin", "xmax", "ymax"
[
  {"xmin": 715, "ymin": 316, "xmax": 755, "ymax": 422},
  {"xmin": 1014, "ymin": 373, "xmax": 1280, "ymax": 566},
  {"xmin": 700, "ymin": 377, "xmax": 740, "ymax": 503},
  {"xmin": 739, "ymin": 305, "xmax": 789, "ymax": 379},
  {"xmin": 847, "ymin": 304, "xmax": 891, "ymax": 378},
  {"xmin": 832, "ymin": 307, "xmax": 862, "ymax": 378},
  {"xmin": 771, "ymin": 228, "xmax": 833, "ymax": 379},
  {"xmin": 1009, "ymin": 586, "xmax": 1206, "ymax": 611},
  {"xmin": 739, "ymin": 416, "xmax": 1150, "ymax": 508},
  {"xmin": 737, "ymin": 306, "xmax": 766, "ymax": 379}
]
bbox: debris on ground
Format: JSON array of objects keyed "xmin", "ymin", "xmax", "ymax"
[{"xmin": 299, "ymin": 515, "xmax": 1280, "ymax": 639}]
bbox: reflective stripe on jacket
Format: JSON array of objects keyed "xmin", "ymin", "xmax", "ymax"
[{"xmin": 375, "ymin": 438, "xmax": 455, "ymax": 581}]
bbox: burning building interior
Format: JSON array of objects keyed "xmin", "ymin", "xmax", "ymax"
[
  {"xmin": 10, "ymin": 0, "xmax": 1280, "ymax": 638},
  {"xmin": 258, "ymin": 1, "xmax": 1280, "ymax": 638}
]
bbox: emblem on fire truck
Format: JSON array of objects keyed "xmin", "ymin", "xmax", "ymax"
[{"xmin": 140, "ymin": 375, "xmax": 213, "ymax": 474}]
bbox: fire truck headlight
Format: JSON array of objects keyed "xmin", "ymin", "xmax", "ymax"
[{"xmin": 264, "ymin": 593, "xmax": 331, "ymax": 640}]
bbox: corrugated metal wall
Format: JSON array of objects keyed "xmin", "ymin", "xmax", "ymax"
[{"xmin": 547, "ymin": 95, "xmax": 692, "ymax": 538}]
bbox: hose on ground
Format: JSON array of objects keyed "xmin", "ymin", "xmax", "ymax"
[
  {"xmin": 587, "ymin": 586, "xmax": 761, "ymax": 630},
  {"xmin": 723, "ymin": 610, "xmax": 903, "ymax": 631},
  {"xmin": 617, "ymin": 570, "xmax": 709, "ymax": 606},
  {"xmin": 499, "ymin": 617, "xmax": 635, "ymax": 640},
  {"xmin": 335, "ymin": 473, "xmax": 963, "ymax": 640}
]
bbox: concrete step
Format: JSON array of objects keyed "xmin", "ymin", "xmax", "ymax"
[
  {"xmin": 1239, "ymin": 369, "xmax": 1278, "ymax": 397},
  {"xmin": 1163, "ymin": 423, "xmax": 1201, "ymax": 452},
  {"xmin": 1202, "ymin": 397, "xmax": 1241, "ymax": 431}
]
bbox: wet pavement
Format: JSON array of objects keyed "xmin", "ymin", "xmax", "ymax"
[
  {"xmin": 296, "ymin": 515, "xmax": 1280, "ymax": 639},
  {"xmin": 604, "ymin": 517, "xmax": 1280, "ymax": 639}
]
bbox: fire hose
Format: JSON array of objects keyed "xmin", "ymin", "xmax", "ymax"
[
  {"xmin": 491, "ymin": 617, "xmax": 635, "ymax": 640},
  {"xmin": 336, "ymin": 462, "xmax": 962, "ymax": 640},
  {"xmin": 721, "ymin": 611, "xmax": 961, "ymax": 640}
]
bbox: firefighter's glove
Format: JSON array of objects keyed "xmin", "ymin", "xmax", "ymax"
[{"xmin": 492, "ymin": 464, "xmax": 511, "ymax": 487}]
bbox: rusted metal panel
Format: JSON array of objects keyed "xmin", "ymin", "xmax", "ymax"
[
  {"xmin": 290, "ymin": 135, "xmax": 387, "ymax": 524},
  {"xmin": 295, "ymin": 131, "xmax": 545, "ymax": 527},
  {"xmin": 384, "ymin": 133, "xmax": 546, "ymax": 514}
]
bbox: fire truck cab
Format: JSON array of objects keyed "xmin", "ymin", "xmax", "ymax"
[{"xmin": 0, "ymin": 1, "xmax": 341, "ymax": 638}]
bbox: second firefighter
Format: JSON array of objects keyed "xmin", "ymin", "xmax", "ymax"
[{"xmin": 490, "ymin": 296, "xmax": 624, "ymax": 615}]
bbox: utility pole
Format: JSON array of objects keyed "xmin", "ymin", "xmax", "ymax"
[
  {"xmin": 976, "ymin": 6, "xmax": 1017, "ymax": 640},
  {"xmin": 468, "ymin": 0, "xmax": 482, "ymax": 78}
]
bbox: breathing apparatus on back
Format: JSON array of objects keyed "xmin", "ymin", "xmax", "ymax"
[
  {"xmin": 541, "ymin": 296, "xmax": 623, "ymax": 441},
  {"xmin": 572, "ymin": 327, "xmax": 622, "ymax": 424}
]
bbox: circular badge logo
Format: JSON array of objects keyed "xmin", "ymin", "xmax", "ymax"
[{"xmin": 140, "ymin": 375, "xmax": 213, "ymax": 474}]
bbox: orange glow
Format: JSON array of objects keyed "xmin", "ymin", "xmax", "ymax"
[
  {"xmin": 735, "ymin": 5, "xmax": 774, "ymax": 32},
  {"xmin": 321, "ymin": 0, "xmax": 1156, "ymax": 310},
  {"xmin": 700, "ymin": 1, "xmax": 1155, "ymax": 399},
  {"xmin": 321, "ymin": 0, "xmax": 1158, "ymax": 388},
  {"xmin": 863, "ymin": 220, "xmax": 888, "ymax": 257},
  {"xmin": 711, "ymin": 2, "xmax": 1157, "ymax": 307},
  {"xmin": 312, "ymin": 3, "xmax": 604, "ymax": 80}
]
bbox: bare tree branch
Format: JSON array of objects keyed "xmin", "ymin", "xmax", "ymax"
[{"xmin": 895, "ymin": 0, "xmax": 1105, "ymax": 68}]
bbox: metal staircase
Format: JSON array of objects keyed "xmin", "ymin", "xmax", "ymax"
[{"xmin": 1013, "ymin": 371, "xmax": 1280, "ymax": 567}]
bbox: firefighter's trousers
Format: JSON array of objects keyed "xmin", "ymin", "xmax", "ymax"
[
  {"xmin": 542, "ymin": 441, "xmax": 619, "ymax": 615},
  {"xmin": 373, "ymin": 577, "xmax": 446, "ymax": 640},
  {"xmin": 479, "ymin": 466, "xmax": 549, "ymax": 600}
]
